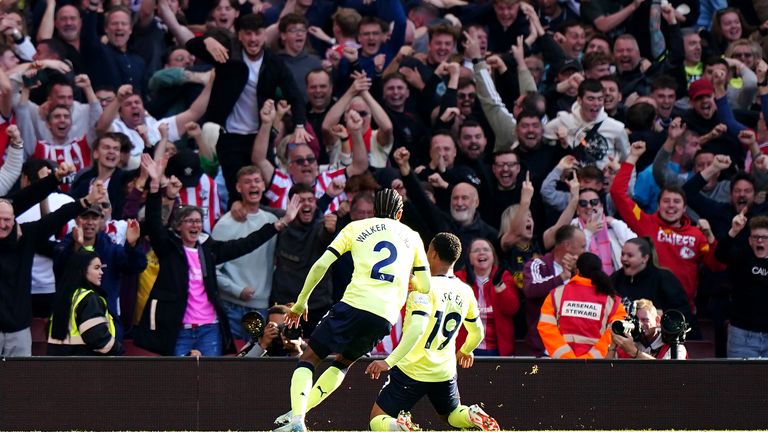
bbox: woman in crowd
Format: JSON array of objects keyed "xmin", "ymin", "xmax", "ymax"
[
  {"xmin": 611, "ymin": 237, "xmax": 692, "ymax": 321},
  {"xmin": 48, "ymin": 250, "xmax": 122, "ymax": 356},
  {"xmin": 455, "ymin": 238, "xmax": 519, "ymax": 356},
  {"xmin": 133, "ymin": 154, "xmax": 300, "ymax": 356},
  {"xmin": 537, "ymin": 252, "xmax": 626, "ymax": 359},
  {"xmin": 570, "ymin": 188, "xmax": 636, "ymax": 275}
]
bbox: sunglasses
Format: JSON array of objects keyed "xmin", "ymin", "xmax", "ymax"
[
  {"xmin": 578, "ymin": 198, "xmax": 600, "ymax": 208},
  {"xmin": 291, "ymin": 156, "xmax": 317, "ymax": 165}
]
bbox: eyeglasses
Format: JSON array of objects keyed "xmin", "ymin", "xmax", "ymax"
[
  {"xmin": 182, "ymin": 218, "xmax": 203, "ymax": 225},
  {"xmin": 578, "ymin": 198, "xmax": 601, "ymax": 208},
  {"xmin": 750, "ymin": 235, "xmax": 768, "ymax": 242},
  {"xmin": 457, "ymin": 93, "xmax": 475, "ymax": 100},
  {"xmin": 732, "ymin": 51, "xmax": 753, "ymax": 58},
  {"xmin": 290, "ymin": 156, "xmax": 317, "ymax": 165},
  {"xmin": 493, "ymin": 161, "xmax": 519, "ymax": 169}
]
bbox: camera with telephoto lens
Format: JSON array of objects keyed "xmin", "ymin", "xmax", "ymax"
[
  {"xmin": 660, "ymin": 309, "xmax": 689, "ymax": 346},
  {"xmin": 611, "ymin": 299, "xmax": 642, "ymax": 341}
]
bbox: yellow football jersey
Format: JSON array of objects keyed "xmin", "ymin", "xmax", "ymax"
[
  {"xmin": 329, "ymin": 217, "xmax": 429, "ymax": 324},
  {"xmin": 396, "ymin": 275, "xmax": 480, "ymax": 382}
]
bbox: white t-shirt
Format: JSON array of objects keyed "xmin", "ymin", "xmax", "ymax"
[
  {"xmin": 225, "ymin": 51, "xmax": 264, "ymax": 134},
  {"xmin": 111, "ymin": 114, "xmax": 181, "ymax": 169},
  {"xmin": 16, "ymin": 193, "xmax": 75, "ymax": 295}
]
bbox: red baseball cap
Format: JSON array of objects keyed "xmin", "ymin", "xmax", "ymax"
[{"xmin": 688, "ymin": 78, "xmax": 714, "ymax": 100}]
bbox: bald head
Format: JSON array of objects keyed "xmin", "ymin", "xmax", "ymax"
[
  {"xmin": 0, "ymin": 200, "xmax": 15, "ymax": 240},
  {"xmin": 450, "ymin": 182, "xmax": 479, "ymax": 226}
]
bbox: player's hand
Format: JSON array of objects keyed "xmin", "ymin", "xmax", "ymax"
[
  {"xmin": 365, "ymin": 360, "xmax": 390, "ymax": 380},
  {"xmin": 286, "ymin": 306, "xmax": 307, "ymax": 328},
  {"xmin": 457, "ymin": 351, "xmax": 474, "ymax": 369}
]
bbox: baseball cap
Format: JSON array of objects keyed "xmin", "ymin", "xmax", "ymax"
[
  {"xmin": 688, "ymin": 78, "xmax": 714, "ymax": 100},
  {"xmin": 166, "ymin": 149, "xmax": 202, "ymax": 188},
  {"xmin": 558, "ymin": 59, "xmax": 583, "ymax": 75},
  {"xmin": 79, "ymin": 204, "xmax": 104, "ymax": 218}
]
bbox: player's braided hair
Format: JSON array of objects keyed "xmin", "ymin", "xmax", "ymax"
[{"xmin": 374, "ymin": 188, "xmax": 403, "ymax": 219}]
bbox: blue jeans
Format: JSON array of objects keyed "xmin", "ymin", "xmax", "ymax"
[
  {"xmin": 727, "ymin": 325, "xmax": 768, "ymax": 359},
  {"xmin": 174, "ymin": 324, "xmax": 222, "ymax": 356},
  {"xmin": 220, "ymin": 301, "xmax": 267, "ymax": 341}
]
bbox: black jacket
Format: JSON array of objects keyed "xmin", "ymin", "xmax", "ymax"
[
  {"xmin": 402, "ymin": 170, "xmax": 498, "ymax": 269},
  {"xmin": 133, "ymin": 191, "xmax": 280, "ymax": 355},
  {"xmin": 0, "ymin": 176, "xmax": 87, "ymax": 332},
  {"xmin": 715, "ymin": 234, "xmax": 768, "ymax": 332},
  {"xmin": 186, "ymin": 36, "xmax": 306, "ymax": 128},
  {"xmin": 611, "ymin": 264, "xmax": 692, "ymax": 323}
]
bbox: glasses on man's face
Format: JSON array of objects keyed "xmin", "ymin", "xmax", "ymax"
[
  {"xmin": 182, "ymin": 218, "xmax": 203, "ymax": 226},
  {"xmin": 732, "ymin": 51, "xmax": 753, "ymax": 59},
  {"xmin": 578, "ymin": 198, "xmax": 601, "ymax": 208},
  {"xmin": 750, "ymin": 235, "xmax": 768, "ymax": 242},
  {"xmin": 457, "ymin": 93, "xmax": 475, "ymax": 100},
  {"xmin": 291, "ymin": 156, "xmax": 317, "ymax": 166},
  {"xmin": 493, "ymin": 161, "xmax": 519, "ymax": 169}
]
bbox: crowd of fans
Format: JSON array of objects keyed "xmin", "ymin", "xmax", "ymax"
[{"xmin": 0, "ymin": 0, "xmax": 767, "ymax": 359}]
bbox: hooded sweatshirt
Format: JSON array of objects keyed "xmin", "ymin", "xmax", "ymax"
[
  {"xmin": 544, "ymin": 101, "xmax": 629, "ymax": 169},
  {"xmin": 610, "ymin": 162, "xmax": 724, "ymax": 312}
]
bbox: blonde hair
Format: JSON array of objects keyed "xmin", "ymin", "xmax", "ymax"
[{"xmin": 635, "ymin": 298, "xmax": 657, "ymax": 315}]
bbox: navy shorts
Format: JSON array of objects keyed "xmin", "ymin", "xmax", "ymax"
[
  {"xmin": 308, "ymin": 302, "xmax": 392, "ymax": 360},
  {"xmin": 376, "ymin": 366, "xmax": 460, "ymax": 417}
]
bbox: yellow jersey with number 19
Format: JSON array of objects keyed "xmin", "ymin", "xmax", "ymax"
[
  {"xmin": 328, "ymin": 217, "xmax": 429, "ymax": 325},
  {"xmin": 396, "ymin": 275, "xmax": 480, "ymax": 382}
]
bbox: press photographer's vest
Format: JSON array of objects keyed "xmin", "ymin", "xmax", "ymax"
[
  {"xmin": 48, "ymin": 288, "xmax": 116, "ymax": 347},
  {"xmin": 550, "ymin": 276, "xmax": 616, "ymax": 358}
]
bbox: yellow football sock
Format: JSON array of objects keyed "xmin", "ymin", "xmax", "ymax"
[
  {"xmin": 289, "ymin": 366, "xmax": 314, "ymax": 417},
  {"xmin": 306, "ymin": 365, "xmax": 347, "ymax": 411},
  {"xmin": 447, "ymin": 404, "xmax": 474, "ymax": 429}
]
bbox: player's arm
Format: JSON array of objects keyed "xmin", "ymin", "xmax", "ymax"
[
  {"xmin": 458, "ymin": 293, "xmax": 484, "ymax": 360},
  {"xmin": 290, "ymin": 227, "xmax": 352, "ymax": 320},
  {"xmin": 410, "ymin": 239, "xmax": 431, "ymax": 294},
  {"xmin": 292, "ymin": 248, "xmax": 341, "ymax": 317},
  {"xmin": 386, "ymin": 292, "xmax": 432, "ymax": 366}
]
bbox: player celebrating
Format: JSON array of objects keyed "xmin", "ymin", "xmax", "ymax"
[
  {"xmin": 366, "ymin": 232, "xmax": 500, "ymax": 431},
  {"xmin": 274, "ymin": 188, "xmax": 431, "ymax": 432}
]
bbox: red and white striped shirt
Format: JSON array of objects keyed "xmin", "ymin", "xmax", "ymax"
[
  {"xmin": 34, "ymin": 136, "xmax": 91, "ymax": 193},
  {"xmin": 266, "ymin": 167, "xmax": 347, "ymax": 213},
  {"xmin": 178, "ymin": 173, "xmax": 221, "ymax": 234}
]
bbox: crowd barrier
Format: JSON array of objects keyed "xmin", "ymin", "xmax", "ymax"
[{"xmin": 1, "ymin": 357, "xmax": 766, "ymax": 431}]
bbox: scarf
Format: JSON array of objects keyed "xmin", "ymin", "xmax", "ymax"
[{"xmin": 583, "ymin": 217, "xmax": 614, "ymax": 274}]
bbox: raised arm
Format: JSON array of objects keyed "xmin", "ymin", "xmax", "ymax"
[
  {"xmin": 174, "ymin": 69, "xmax": 214, "ymax": 130},
  {"xmin": 342, "ymin": 109, "xmax": 369, "ymax": 177},
  {"xmin": 501, "ymin": 172, "xmax": 533, "ymax": 251},
  {"xmin": 157, "ymin": 0, "xmax": 195, "ymax": 45},
  {"xmin": 96, "ymin": 84, "xmax": 132, "ymax": 136},
  {"xmin": 542, "ymin": 174, "xmax": 580, "ymax": 250},
  {"xmin": 36, "ymin": 0, "xmax": 56, "ymax": 42},
  {"xmin": 360, "ymin": 85, "xmax": 392, "ymax": 149},
  {"xmin": 250, "ymin": 100, "xmax": 277, "ymax": 185},
  {"xmin": 321, "ymin": 71, "xmax": 367, "ymax": 144},
  {"xmin": 652, "ymin": 117, "xmax": 686, "ymax": 187}
]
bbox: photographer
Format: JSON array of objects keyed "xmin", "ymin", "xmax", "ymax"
[
  {"xmin": 608, "ymin": 299, "xmax": 688, "ymax": 359},
  {"xmin": 239, "ymin": 305, "xmax": 303, "ymax": 358}
]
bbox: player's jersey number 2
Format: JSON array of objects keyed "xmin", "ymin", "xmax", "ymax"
[{"xmin": 370, "ymin": 240, "xmax": 397, "ymax": 282}]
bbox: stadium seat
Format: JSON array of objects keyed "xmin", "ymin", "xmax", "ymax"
[
  {"xmin": 30, "ymin": 317, "xmax": 48, "ymax": 356},
  {"xmin": 122, "ymin": 339, "xmax": 160, "ymax": 356}
]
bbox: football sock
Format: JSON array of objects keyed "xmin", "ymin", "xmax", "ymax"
[
  {"xmin": 289, "ymin": 362, "xmax": 315, "ymax": 417},
  {"xmin": 369, "ymin": 414, "xmax": 398, "ymax": 431},
  {"xmin": 305, "ymin": 363, "xmax": 348, "ymax": 411},
  {"xmin": 447, "ymin": 404, "xmax": 474, "ymax": 429}
]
